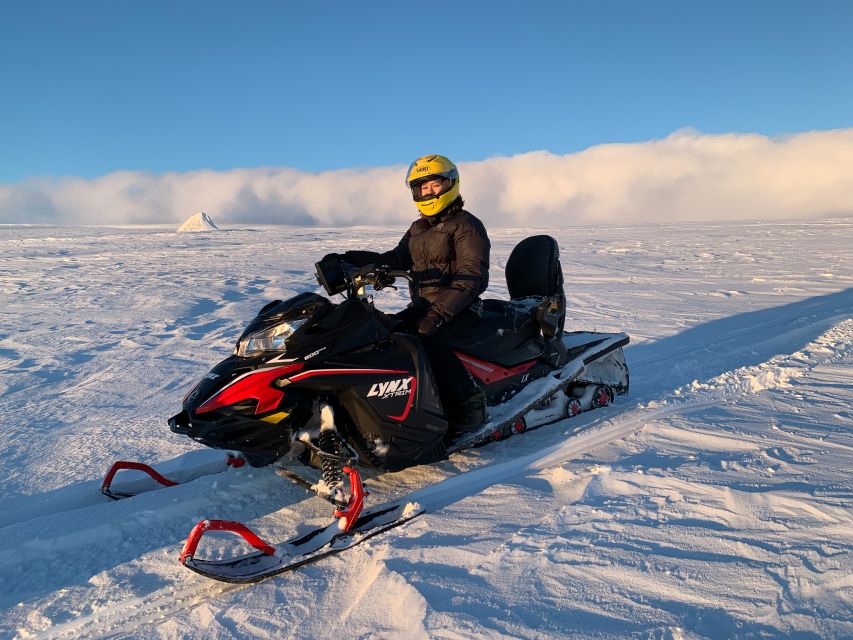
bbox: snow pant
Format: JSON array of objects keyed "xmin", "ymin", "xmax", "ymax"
[{"xmin": 395, "ymin": 306, "xmax": 481, "ymax": 417}]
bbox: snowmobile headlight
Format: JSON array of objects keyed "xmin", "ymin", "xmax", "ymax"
[{"xmin": 235, "ymin": 319, "xmax": 307, "ymax": 357}]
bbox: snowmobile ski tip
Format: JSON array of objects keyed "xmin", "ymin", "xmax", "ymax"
[
  {"xmin": 180, "ymin": 501, "xmax": 423, "ymax": 583},
  {"xmin": 101, "ymin": 454, "xmax": 245, "ymax": 500},
  {"xmin": 101, "ymin": 461, "xmax": 178, "ymax": 500}
]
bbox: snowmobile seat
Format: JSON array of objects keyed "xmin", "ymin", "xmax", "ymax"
[
  {"xmin": 505, "ymin": 234, "xmax": 563, "ymax": 301},
  {"xmin": 448, "ymin": 235, "xmax": 568, "ymax": 367},
  {"xmin": 505, "ymin": 234, "xmax": 566, "ymax": 338},
  {"xmin": 448, "ymin": 299, "xmax": 543, "ymax": 367}
]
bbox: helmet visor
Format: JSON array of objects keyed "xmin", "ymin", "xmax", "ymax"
[{"xmin": 410, "ymin": 175, "xmax": 455, "ymax": 202}]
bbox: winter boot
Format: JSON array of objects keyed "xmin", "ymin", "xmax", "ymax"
[{"xmin": 454, "ymin": 388, "xmax": 487, "ymax": 434}]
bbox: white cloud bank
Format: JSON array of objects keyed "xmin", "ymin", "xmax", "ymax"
[{"xmin": 2, "ymin": 128, "xmax": 852, "ymax": 227}]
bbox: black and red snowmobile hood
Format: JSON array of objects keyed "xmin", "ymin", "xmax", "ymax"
[
  {"xmin": 180, "ymin": 292, "xmax": 335, "ymax": 415},
  {"xmin": 184, "ymin": 359, "xmax": 305, "ymax": 416}
]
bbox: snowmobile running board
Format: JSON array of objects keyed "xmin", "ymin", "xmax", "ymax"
[
  {"xmin": 450, "ymin": 332, "xmax": 629, "ymax": 452},
  {"xmin": 100, "ymin": 455, "xmax": 246, "ymax": 500},
  {"xmin": 180, "ymin": 501, "xmax": 423, "ymax": 583}
]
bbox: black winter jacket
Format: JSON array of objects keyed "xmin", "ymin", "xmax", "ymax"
[{"xmin": 344, "ymin": 200, "xmax": 490, "ymax": 325}]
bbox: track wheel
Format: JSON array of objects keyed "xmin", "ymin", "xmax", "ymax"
[
  {"xmin": 567, "ymin": 398, "xmax": 582, "ymax": 417},
  {"xmin": 591, "ymin": 385, "xmax": 613, "ymax": 409}
]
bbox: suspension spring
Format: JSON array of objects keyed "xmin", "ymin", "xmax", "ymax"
[{"xmin": 318, "ymin": 428, "xmax": 345, "ymax": 497}]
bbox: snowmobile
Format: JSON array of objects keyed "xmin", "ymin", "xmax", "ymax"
[
  {"xmin": 104, "ymin": 235, "xmax": 629, "ymax": 581},
  {"xmin": 166, "ymin": 234, "xmax": 626, "ymax": 499}
]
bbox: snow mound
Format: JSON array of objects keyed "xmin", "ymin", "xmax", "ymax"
[
  {"xmin": 177, "ymin": 211, "xmax": 220, "ymax": 232},
  {"xmin": 658, "ymin": 318, "xmax": 853, "ymax": 409}
]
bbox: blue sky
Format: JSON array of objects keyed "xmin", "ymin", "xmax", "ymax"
[{"xmin": 1, "ymin": 0, "xmax": 851, "ymax": 183}]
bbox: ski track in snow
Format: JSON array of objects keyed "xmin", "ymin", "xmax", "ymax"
[{"xmin": 0, "ymin": 219, "xmax": 851, "ymax": 639}]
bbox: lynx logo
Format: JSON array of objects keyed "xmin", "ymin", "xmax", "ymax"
[
  {"xmin": 367, "ymin": 376, "xmax": 413, "ymax": 400},
  {"xmin": 205, "ymin": 372, "xmax": 220, "ymax": 381}
]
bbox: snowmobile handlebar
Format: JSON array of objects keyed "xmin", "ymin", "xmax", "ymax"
[
  {"xmin": 347, "ymin": 265, "xmax": 413, "ymax": 292},
  {"xmin": 315, "ymin": 255, "xmax": 412, "ymax": 298},
  {"xmin": 345, "ymin": 265, "xmax": 413, "ymax": 300}
]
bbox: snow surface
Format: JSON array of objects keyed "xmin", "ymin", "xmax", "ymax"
[
  {"xmin": 177, "ymin": 212, "xmax": 220, "ymax": 233},
  {"xmin": 0, "ymin": 219, "xmax": 851, "ymax": 639}
]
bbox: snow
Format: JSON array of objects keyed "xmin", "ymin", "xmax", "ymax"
[
  {"xmin": 1, "ymin": 218, "xmax": 852, "ymax": 639},
  {"xmin": 177, "ymin": 211, "xmax": 220, "ymax": 232}
]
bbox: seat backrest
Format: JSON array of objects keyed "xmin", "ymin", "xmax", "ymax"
[{"xmin": 506, "ymin": 235, "xmax": 563, "ymax": 299}]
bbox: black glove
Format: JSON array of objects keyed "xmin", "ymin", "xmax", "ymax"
[
  {"xmin": 417, "ymin": 312, "xmax": 445, "ymax": 336},
  {"xmin": 394, "ymin": 306, "xmax": 423, "ymax": 333},
  {"xmin": 392, "ymin": 298, "xmax": 428, "ymax": 333},
  {"xmin": 356, "ymin": 263, "xmax": 376, "ymax": 276}
]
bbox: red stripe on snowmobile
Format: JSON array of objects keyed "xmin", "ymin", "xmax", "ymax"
[
  {"xmin": 286, "ymin": 368, "xmax": 408, "ymax": 382},
  {"xmin": 454, "ymin": 353, "xmax": 536, "ymax": 384},
  {"xmin": 180, "ymin": 519, "xmax": 277, "ymax": 564},
  {"xmin": 387, "ymin": 375, "xmax": 417, "ymax": 422},
  {"xmin": 196, "ymin": 364, "xmax": 305, "ymax": 415}
]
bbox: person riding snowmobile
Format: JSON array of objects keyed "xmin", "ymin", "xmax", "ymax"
[{"xmin": 320, "ymin": 154, "xmax": 490, "ymax": 433}]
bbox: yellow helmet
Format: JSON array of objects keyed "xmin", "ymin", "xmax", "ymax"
[{"xmin": 405, "ymin": 154, "xmax": 460, "ymax": 217}]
